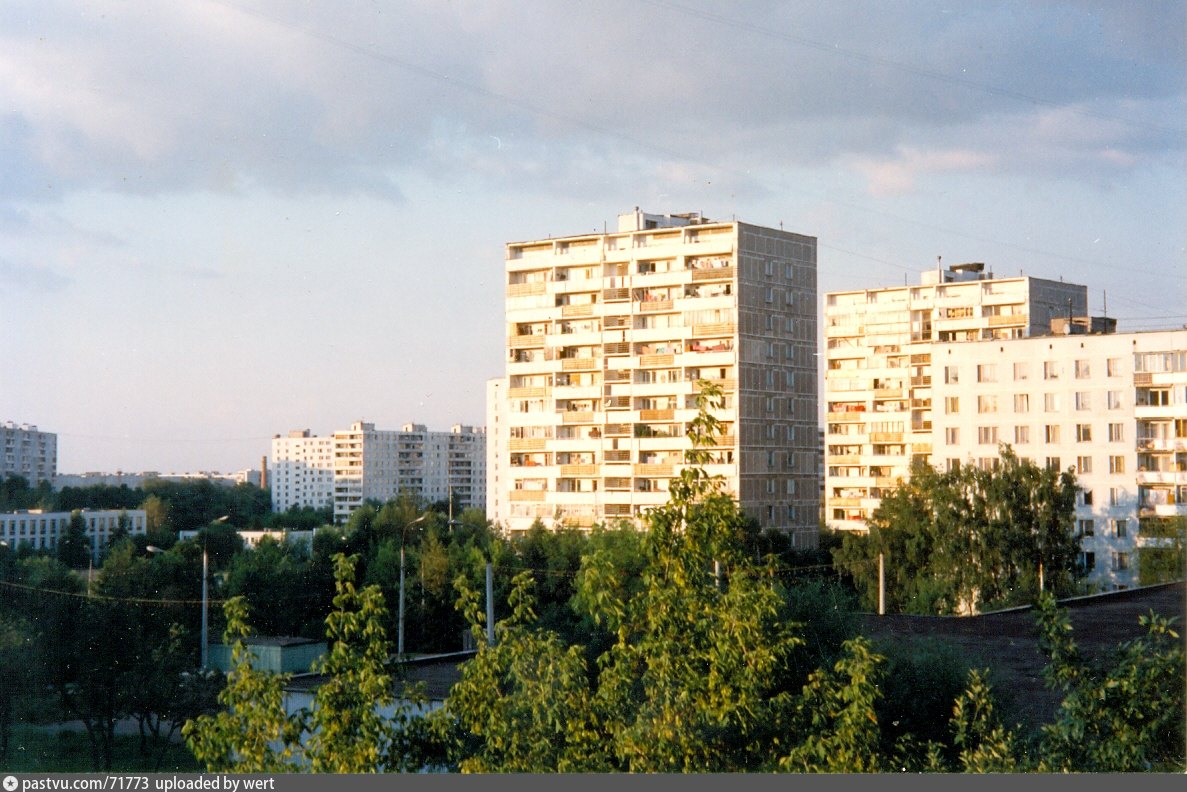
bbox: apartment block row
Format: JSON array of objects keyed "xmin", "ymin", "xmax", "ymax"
[
  {"xmin": 824, "ymin": 262, "xmax": 1186, "ymax": 589},
  {"xmin": 270, "ymin": 422, "xmax": 487, "ymax": 522},
  {"xmin": 1, "ymin": 421, "xmax": 57, "ymax": 486},
  {"xmin": 486, "ymin": 209, "xmax": 820, "ymax": 545}
]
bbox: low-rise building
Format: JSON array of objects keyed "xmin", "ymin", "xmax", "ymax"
[{"xmin": 0, "ymin": 508, "xmax": 147, "ymax": 563}]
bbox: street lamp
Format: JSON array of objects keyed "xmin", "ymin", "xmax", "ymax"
[
  {"xmin": 200, "ymin": 516, "xmax": 231, "ymax": 670},
  {"xmin": 399, "ymin": 512, "xmax": 430, "ymax": 656}
]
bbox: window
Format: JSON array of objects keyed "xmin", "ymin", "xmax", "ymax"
[
  {"xmin": 1076, "ymin": 424, "xmax": 1092, "ymax": 443},
  {"xmin": 1046, "ymin": 457, "xmax": 1062, "ymax": 472},
  {"xmin": 1074, "ymin": 392, "xmax": 1091, "ymax": 411},
  {"xmin": 1076, "ymin": 456, "xmax": 1092, "ymax": 474},
  {"xmin": 1074, "ymin": 360, "xmax": 1091, "ymax": 379},
  {"xmin": 1014, "ymin": 394, "xmax": 1030, "ymax": 413},
  {"xmin": 978, "ymin": 426, "xmax": 998, "ymax": 445},
  {"xmin": 1111, "ymin": 551, "xmax": 1129, "ymax": 571},
  {"xmin": 764, "ymin": 287, "xmax": 774, "ymax": 303},
  {"xmin": 1106, "ymin": 357, "xmax": 1120, "ymax": 376},
  {"xmin": 1107, "ymin": 391, "xmax": 1122, "ymax": 410},
  {"xmin": 1080, "ymin": 489, "xmax": 1094, "ymax": 506},
  {"xmin": 945, "ymin": 427, "xmax": 960, "ymax": 445},
  {"xmin": 1077, "ymin": 519, "xmax": 1095, "ymax": 537},
  {"xmin": 977, "ymin": 364, "xmax": 996, "ymax": 383},
  {"xmin": 1108, "ymin": 423, "xmax": 1124, "ymax": 442},
  {"xmin": 1013, "ymin": 362, "xmax": 1029, "ymax": 381},
  {"xmin": 978, "ymin": 395, "xmax": 998, "ymax": 414},
  {"xmin": 1014, "ymin": 425, "xmax": 1030, "ymax": 444},
  {"xmin": 1110, "ymin": 518, "xmax": 1128, "ymax": 538},
  {"xmin": 944, "ymin": 366, "xmax": 959, "ymax": 384},
  {"xmin": 945, "ymin": 396, "xmax": 960, "ymax": 414},
  {"xmin": 1044, "ymin": 425, "xmax": 1061, "ymax": 443},
  {"xmin": 1043, "ymin": 361, "xmax": 1060, "ymax": 380},
  {"xmin": 1044, "ymin": 393, "xmax": 1060, "ymax": 412},
  {"xmin": 1080, "ymin": 552, "xmax": 1096, "ymax": 572},
  {"xmin": 1109, "ymin": 456, "xmax": 1125, "ymax": 474},
  {"xmin": 1109, "ymin": 487, "xmax": 1122, "ymax": 506}
]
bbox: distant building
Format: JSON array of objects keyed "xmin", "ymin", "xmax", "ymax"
[
  {"xmin": 270, "ymin": 430, "xmax": 335, "ymax": 512},
  {"xmin": 0, "ymin": 508, "xmax": 147, "ymax": 563},
  {"xmin": 1, "ymin": 421, "xmax": 57, "ymax": 486},
  {"xmin": 53, "ymin": 471, "xmax": 247, "ymax": 490},
  {"xmin": 488, "ymin": 208, "xmax": 820, "ymax": 542},
  {"xmin": 271, "ymin": 423, "xmax": 487, "ymax": 523}
]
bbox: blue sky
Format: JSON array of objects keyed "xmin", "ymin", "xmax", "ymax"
[{"xmin": 1, "ymin": 0, "xmax": 1183, "ymax": 474}]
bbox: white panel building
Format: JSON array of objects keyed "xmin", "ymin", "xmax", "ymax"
[
  {"xmin": 270, "ymin": 430, "xmax": 336, "ymax": 513},
  {"xmin": 1, "ymin": 421, "xmax": 57, "ymax": 486},
  {"xmin": 824, "ymin": 263, "xmax": 1087, "ymax": 532},
  {"xmin": 0, "ymin": 508, "xmax": 147, "ymax": 563},
  {"xmin": 490, "ymin": 208, "xmax": 820, "ymax": 541},
  {"xmin": 271, "ymin": 422, "xmax": 486, "ymax": 523},
  {"xmin": 930, "ymin": 327, "xmax": 1187, "ymax": 590}
]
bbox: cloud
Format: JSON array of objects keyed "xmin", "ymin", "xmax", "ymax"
[
  {"xmin": 0, "ymin": 257, "xmax": 71, "ymax": 291},
  {"xmin": 0, "ymin": 0, "xmax": 1180, "ymax": 206}
]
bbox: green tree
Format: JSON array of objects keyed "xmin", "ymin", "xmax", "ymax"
[
  {"xmin": 183, "ymin": 597, "xmax": 302, "ymax": 772},
  {"xmin": 1034, "ymin": 593, "xmax": 1185, "ymax": 772},
  {"xmin": 0, "ymin": 612, "xmax": 35, "ymax": 763},
  {"xmin": 57, "ymin": 511, "xmax": 92, "ymax": 569},
  {"xmin": 833, "ymin": 447, "xmax": 1082, "ymax": 614}
]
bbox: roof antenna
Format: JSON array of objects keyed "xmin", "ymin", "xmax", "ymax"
[{"xmin": 1102, "ymin": 289, "xmax": 1108, "ymax": 318}]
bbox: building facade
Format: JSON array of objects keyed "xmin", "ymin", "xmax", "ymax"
[
  {"xmin": 0, "ymin": 508, "xmax": 147, "ymax": 563},
  {"xmin": 490, "ymin": 208, "xmax": 819, "ymax": 543},
  {"xmin": 2, "ymin": 422, "xmax": 57, "ymax": 486},
  {"xmin": 270, "ymin": 430, "xmax": 336, "ymax": 513},
  {"xmin": 824, "ymin": 263, "xmax": 1087, "ymax": 532},
  {"xmin": 929, "ymin": 328, "xmax": 1187, "ymax": 590},
  {"xmin": 271, "ymin": 422, "xmax": 486, "ymax": 523}
]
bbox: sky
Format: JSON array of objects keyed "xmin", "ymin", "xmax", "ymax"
[{"xmin": 1, "ymin": 0, "xmax": 1184, "ymax": 475}]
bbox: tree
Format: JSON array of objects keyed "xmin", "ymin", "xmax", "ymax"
[
  {"xmin": 185, "ymin": 554, "xmax": 430, "ymax": 773},
  {"xmin": 0, "ymin": 612, "xmax": 35, "ymax": 763},
  {"xmin": 183, "ymin": 597, "xmax": 303, "ymax": 772},
  {"xmin": 833, "ymin": 447, "xmax": 1082, "ymax": 614},
  {"xmin": 57, "ymin": 510, "xmax": 92, "ymax": 569},
  {"xmin": 1034, "ymin": 592, "xmax": 1185, "ymax": 772}
]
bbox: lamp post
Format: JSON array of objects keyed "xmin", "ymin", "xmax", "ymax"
[
  {"xmin": 399, "ymin": 512, "xmax": 430, "ymax": 656},
  {"xmin": 200, "ymin": 516, "xmax": 231, "ymax": 670}
]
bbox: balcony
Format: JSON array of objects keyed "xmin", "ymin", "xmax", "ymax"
[
  {"xmin": 507, "ymin": 386, "xmax": 547, "ymax": 398},
  {"xmin": 635, "ymin": 463, "xmax": 675, "ymax": 477},
  {"xmin": 987, "ymin": 314, "xmax": 1025, "ymax": 326},
  {"xmin": 603, "ymin": 287, "xmax": 630, "ymax": 302},
  {"xmin": 604, "ymin": 450, "xmax": 631, "ymax": 463},
  {"xmin": 604, "ymin": 342, "xmax": 631, "ymax": 356},
  {"xmin": 561, "ymin": 303, "xmax": 594, "ymax": 318},
  {"xmin": 562, "ymin": 411, "xmax": 596, "ymax": 424},
  {"xmin": 508, "ymin": 334, "xmax": 545, "ymax": 348},
  {"xmin": 509, "ymin": 438, "xmax": 547, "ymax": 452},
  {"xmin": 509, "ymin": 490, "xmax": 546, "ymax": 502},
  {"xmin": 638, "ymin": 299, "xmax": 674, "ymax": 313},
  {"xmin": 506, "ymin": 282, "xmax": 547, "ymax": 298},
  {"xmin": 691, "ymin": 265, "xmax": 735, "ymax": 281},
  {"xmin": 692, "ymin": 322, "xmax": 736, "ymax": 337},
  {"xmin": 560, "ymin": 464, "xmax": 599, "ymax": 477},
  {"xmin": 640, "ymin": 409, "xmax": 675, "ymax": 421},
  {"xmin": 639, "ymin": 353, "xmax": 676, "ymax": 368},
  {"xmin": 561, "ymin": 358, "xmax": 598, "ymax": 371}
]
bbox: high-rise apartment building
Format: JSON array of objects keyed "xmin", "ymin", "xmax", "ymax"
[
  {"xmin": 2, "ymin": 421, "xmax": 57, "ymax": 486},
  {"xmin": 270, "ymin": 430, "xmax": 335, "ymax": 512},
  {"xmin": 824, "ymin": 263, "xmax": 1087, "ymax": 532},
  {"xmin": 929, "ymin": 328, "xmax": 1187, "ymax": 590},
  {"xmin": 490, "ymin": 208, "xmax": 819, "ymax": 543},
  {"xmin": 271, "ymin": 422, "xmax": 486, "ymax": 521}
]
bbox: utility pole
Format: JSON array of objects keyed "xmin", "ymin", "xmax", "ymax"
[
  {"xmin": 485, "ymin": 562, "xmax": 494, "ymax": 646},
  {"xmin": 878, "ymin": 553, "xmax": 886, "ymax": 616}
]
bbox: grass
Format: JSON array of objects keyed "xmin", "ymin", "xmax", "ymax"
[{"xmin": 3, "ymin": 726, "xmax": 201, "ymax": 773}]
